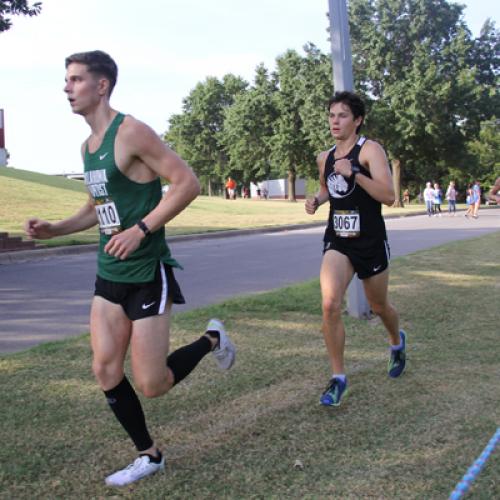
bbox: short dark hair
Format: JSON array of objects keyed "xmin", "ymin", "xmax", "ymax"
[
  {"xmin": 328, "ymin": 91, "xmax": 365, "ymax": 134},
  {"xmin": 65, "ymin": 50, "xmax": 118, "ymax": 96}
]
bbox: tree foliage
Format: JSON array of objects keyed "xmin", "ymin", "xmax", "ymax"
[
  {"xmin": 467, "ymin": 118, "xmax": 500, "ymax": 185},
  {"xmin": 0, "ymin": 0, "xmax": 41, "ymax": 32},
  {"xmin": 164, "ymin": 75, "xmax": 247, "ymax": 193},
  {"xmin": 349, "ymin": 0, "xmax": 499, "ymax": 195},
  {"xmin": 271, "ymin": 49, "xmax": 313, "ymax": 200},
  {"xmin": 164, "ymin": 1, "xmax": 499, "ymax": 199},
  {"xmin": 219, "ymin": 65, "xmax": 280, "ymax": 185}
]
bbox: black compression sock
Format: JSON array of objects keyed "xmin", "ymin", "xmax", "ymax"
[
  {"xmin": 205, "ymin": 330, "xmax": 220, "ymax": 347},
  {"xmin": 104, "ymin": 376, "xmax": 153, "ymax": 451},
  {"xmin": 167, "ymin": 336, "xmax": 211, "ymax": 385}
]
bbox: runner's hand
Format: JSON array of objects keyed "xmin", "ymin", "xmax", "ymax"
[
  {"xmin": 104, "ymin": 225, "xmax": 144, "ymax": 260},
  {"xmin": 305, "ymin": 196, "xmax": 319, "ymax": 214},
  {"xmin": 334, "ymin": 158, "xmax": 352, "ymax": 178},
  {"xmin": 24, "ymin": 218, "xmax": 54, "ymax": 239}
]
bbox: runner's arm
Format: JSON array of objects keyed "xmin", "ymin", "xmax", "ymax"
[
  {"xmin": 305, "ymin": 151, "xmax": 329, "ymax": 214},
  {"xmin": 356, "ymin": 140, "xmax": 396, "ymax": 206},
  {"xmin": 104, "ymin": 118, "xmax": 200, "ymax": 260},
  {"xmin": 25, "ymin": 195, "xmax": 97, "ymax": 239},
  {"xmin": 123, "ymin": 119, "xmax": 199, "ymax": 231},
  {"xmin": 488, "ymin": 177, "xmax": 500, "ymax": 203}
]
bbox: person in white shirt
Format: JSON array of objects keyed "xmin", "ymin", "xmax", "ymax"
[
  {"xmin": 423, "ymin": 182, "xmax": 435, "ymax": 217},
  {"xmin": 445, "ymin": 181, "xmax": 457, "ymax": 215}
]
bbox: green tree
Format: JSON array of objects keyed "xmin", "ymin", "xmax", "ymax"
[
  {"xmin": 220, "ymin": 64, "xmax": 280, "ymax": 187},
  {"xmin": 164, "ymin": 75, "xmax": 247, "ymax": 195},
  {"xmin": 271, "ymin": 45, "xmax": 332, "ymax": 201},
  {"xmin": 348, "ymin": 0, "xmax": 496, "ymax": 204},
  {"xmin": 467, "ymin": 118, "xmax": 500, "ymax": 186},
  {"xmin": 0, "ymin": 0, "xmax": 41, "ymax": 32},
  {"xmin": 271, "ymin": 50, "xmax": 308, "ymax": 201},
  {"xmin": 298, "ymin": 44, "xmax": 334, "ymax": 154},
  {"xmin": 466, "ymin": 19, "xmax": 500, "ymax": 133}
]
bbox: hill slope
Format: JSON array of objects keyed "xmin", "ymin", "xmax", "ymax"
[{"xmin": 0, "ymin": 167, "xmax": 86, "ymax": 193}]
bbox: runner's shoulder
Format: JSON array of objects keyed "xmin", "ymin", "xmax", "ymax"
[{"xmin": 316, "ymin": 150, "xmax": 331, "ymax": 171}]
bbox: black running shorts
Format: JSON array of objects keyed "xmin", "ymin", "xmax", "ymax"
[
  {"xmin": 323, "ymin": 239, "xmax": 390, "ymax": 280},
  {"xmin": 94, "ymin": 262, "xmax": 185, "ymax": 321}
]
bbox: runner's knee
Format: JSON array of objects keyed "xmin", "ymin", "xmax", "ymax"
[
  {"xmin": 322, "ymin": 297, "xmax": 343, "ymax": 317},
  {"xmin": 134, "ymin": 372, "xmax": 171, "ymax": 398},
  {"xmin": 92, "ymin": 358, "xmax": 124, "ymax": 389},
  {"xmin": 369, "ymin": 299, "xmax": 391, "ymax": 317}
]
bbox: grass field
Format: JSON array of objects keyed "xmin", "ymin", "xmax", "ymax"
[
  {"xmin": 1, "ymin": 167, "xmax": 433, "ymax": 247},
  {"xmin": 1, "ymin": 233, "xmax": 499, "ymax": 498}
]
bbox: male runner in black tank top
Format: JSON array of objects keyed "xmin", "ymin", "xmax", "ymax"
[
  {"xmin": 305, "ymin": 91, "xmax": 407, "ymax": 407},
  {"xmin": 488, "ymin": 177, "xmax": 500, "ymax": 204},
  {"xmin": 25, "ymin": 50, "xmax": 236, "ymax": 487}
]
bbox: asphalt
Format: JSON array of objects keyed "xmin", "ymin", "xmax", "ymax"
[{"xmin": 1, "ymin": 207, "xmax": 498, "ymax": 354}]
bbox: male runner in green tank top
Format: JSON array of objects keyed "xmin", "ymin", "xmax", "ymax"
[
  {"xmin": 305, "ymin": 91, "xmax": 406, "ymax": 407},
  {"xmin": 25, "ymin": 50, "xmax": 236, "ymax": 487}
]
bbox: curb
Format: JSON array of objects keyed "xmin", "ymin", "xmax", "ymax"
[{"xmin": 0, "ymin": 210, "xmax": 433, "ymax": 265}]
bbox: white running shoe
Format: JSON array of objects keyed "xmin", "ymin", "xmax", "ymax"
[
  {"xmin": 105, "ymin": 454, "xmax": 165, "ymax": 487},
  {"xmin": 206, "ymin": 318, "xmax": 236, "ymax": 370}
]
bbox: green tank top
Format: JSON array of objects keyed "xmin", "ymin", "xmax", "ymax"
[{"xmin": 84, "ymin": 112, "xmax": 179, "ymax": 283}]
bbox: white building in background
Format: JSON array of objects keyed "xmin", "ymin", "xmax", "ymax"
[{"xmin": 250, "ymin": 178, "xmax": 306, "ymax": 199}]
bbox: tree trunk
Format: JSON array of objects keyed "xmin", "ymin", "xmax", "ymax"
[
  {"xmin": 288, "ymin": 169, "xmax": 297, "ymax": 202},
  {"xmin": 208, "ymin": 178, "xmax": 212, "ymax": 197},
  {"xmin": 391, "ymin": 158, "xmax": 403, "ymax": 207}
]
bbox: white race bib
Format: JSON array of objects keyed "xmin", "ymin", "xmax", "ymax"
[
  {"xmin": 333, "ymin": 210, "xmax": 360, "ymax": 238},
  {"xmin": 95, "ymin": 201, "xmax": 122, "ymax": 235}
]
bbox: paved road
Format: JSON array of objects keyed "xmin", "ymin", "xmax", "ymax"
[{"xmin": 1, "ymin": 210, "xmax": 498, "ymax": 353}]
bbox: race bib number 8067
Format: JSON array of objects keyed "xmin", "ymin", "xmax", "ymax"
[{"xmin": 333, "ymin": 210, "xmax": 360, "ymax": 238}]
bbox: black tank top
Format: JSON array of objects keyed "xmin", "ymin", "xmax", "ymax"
[{"xmin": 323, "ymin": 136, "xmax": 387, "ymax": 247}]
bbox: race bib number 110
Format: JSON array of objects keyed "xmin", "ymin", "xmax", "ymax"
[
  {"xmin": 333, "ymin": 210, "xmax": 360, "ymax": 238},
  {"xmin": 95, "ymin": 201, "xmax": 122, "ymax": 235}
]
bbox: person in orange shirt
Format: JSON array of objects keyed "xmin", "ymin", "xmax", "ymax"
[{"xmin": 225, "ymin": 177, "xmax": 237, "ymax": 199}]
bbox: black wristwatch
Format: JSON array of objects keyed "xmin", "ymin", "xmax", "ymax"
[
  {"xmin": 350, "ymin": 165, "xmax": 361, "ymax": 179},
  {"xmin": 137, "ymin": 220, "xmax": 151, "ymax": 236}
]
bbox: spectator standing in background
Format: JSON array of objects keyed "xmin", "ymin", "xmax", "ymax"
[{"xmin": 445, "ymin": 181, "xmax": 457, "ymax": 216}]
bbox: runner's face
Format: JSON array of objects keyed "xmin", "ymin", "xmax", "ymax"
[
  {"xmin": 63, "ymin": 63, "xmax": 104, "ymax": 115},
  {"xmin": 328, "ymin": 102, "xmax": 362, "ymax": 140}
]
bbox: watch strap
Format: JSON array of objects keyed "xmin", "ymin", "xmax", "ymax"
[{"xmin": 137, "ymin": 220, "xmax": 151, "ymax": 236}]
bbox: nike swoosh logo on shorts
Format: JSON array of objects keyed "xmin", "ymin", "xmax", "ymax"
[
  {"xmin": 141, "ymin": 301, "xmax": 156, "ymax": 310},
  {"xmin": 373, "ymin": 265, "xmax": 382, "ymax": 272}
]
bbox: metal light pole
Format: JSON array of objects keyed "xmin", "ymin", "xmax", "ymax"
[
  {"xmin": 327, "ymin": 0, "xmax": 371, "ymax": 319},
  {"xmin": 0, "ymin": 109, "xmax": 7, "ymax": 167},
  {"xmin": 328, "ymin": 0, "xmax": 354, "ymax": 92}
]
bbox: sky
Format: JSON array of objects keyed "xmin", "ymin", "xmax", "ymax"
[{"xmin": 1, "ymin": 0, "xmax": 498, "ymax": 175}]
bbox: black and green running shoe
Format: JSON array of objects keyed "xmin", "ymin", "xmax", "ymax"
[
  {"xmin": 320, "ymin": 377, "xmax": 348, "ymax": 406},
  {"xmin": 388, "ymin": 330, "xmax": 406, "ymax": 378}
]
